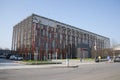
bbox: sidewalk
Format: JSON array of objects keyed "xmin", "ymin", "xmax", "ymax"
[
  {"xmin": 0, "ymin": 60, "xmax": 95, "ymax": 70},
  {"xmin": 52, "ymin": 59, "xmax": 95, "ymax": 65}
]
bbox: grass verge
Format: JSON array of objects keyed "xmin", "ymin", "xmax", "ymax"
[{"xmin": 22, "ymin": 60, "xmax": 62, "ymax": 65}]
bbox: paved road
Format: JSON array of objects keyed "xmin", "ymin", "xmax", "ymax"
[
  {"xmin": 0, "ymin": 58, "xmax": 24, "ymax": 66},
  {"xmin": 0, "ymin": 62, "xmax": 120, "ymax": 80}
]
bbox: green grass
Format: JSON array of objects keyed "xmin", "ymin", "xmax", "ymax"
[
  {"xmin": 61, "ymin": 58, "xmax": 94, "ymax": 61},
  {"xmin": 83, "ymin": 58, "xmax": 94, "ymax": 61},
  {"xmin": 21, "ymin": 58, "xmax": 94, "ymax": 65},
  {"xmin": 64, "ymin": 58, "xmax": 94, "ymax": 60},
  {"xmin": 22, "ymin": 60, "xmax": 61, "ymax": 65}
]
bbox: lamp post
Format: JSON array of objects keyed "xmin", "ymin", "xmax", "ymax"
[
  {"xmin": 80, "ymin": 48, "xmax": 83, "ymax": 62},
  {"xmin": 56, "ymin": 49, "xmax": 58, "ymax": 64},
  {"xmin": 66, "ymin": 45, "xmax": 70, "ymax": 67},
  {"xmin": 94, "ymin": 40, "xmax": 97, "ymax": 58},
  {"xmin": 54, "ymin": 32, "xmax": 57, "ymax": 61}
]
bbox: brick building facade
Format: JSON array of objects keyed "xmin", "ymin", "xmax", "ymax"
[{"xmin": 12, "ymin": 14, "xmax": 110, "ymax": 60}]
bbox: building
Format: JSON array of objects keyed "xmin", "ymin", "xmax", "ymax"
[
  {"xmin": 0, "ymin": 48, "xmax": 14, "ymax": 58},
  {"xmin": 112, "ymin": 44, "xmax": 120, "ymax": 56},
  {"xmin": 12, "ymin": 14, "xmax": 110, "ymax": 60}
]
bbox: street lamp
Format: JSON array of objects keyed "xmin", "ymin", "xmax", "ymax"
[
  {"xmin": 54, "ymin": 32, "xmax": 58, "ymax": 61},
  {"xmin": 80, "ymin": 48, "xmax": 83, "ymax": 62},
  {"xmin": 56, "ymin": 49, "xmax": 58, "ymax": 63},
  {"xmin": 66, "ymin": 44, "xmax": 70, "ymax": 67},
  {"xmin": 94, "ymin": 40, "xmax": 97, "ymax": 58}
]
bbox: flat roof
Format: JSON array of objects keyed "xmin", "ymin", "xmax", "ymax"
[{"xmin": 32, "ymin": 13, "xmax": 109, "ymax": 40}]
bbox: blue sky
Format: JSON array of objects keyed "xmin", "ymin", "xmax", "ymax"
[{"xmin": 0, "ymin": 0, "xmax": 120, "ymax": 49}]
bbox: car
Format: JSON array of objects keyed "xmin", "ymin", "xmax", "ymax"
[
  {"xmin": 6, "ymin": 54, "xmax": 13, "ymax": 59},
  {"xmin": 95, "ymin": 57, "xmax": 99, "ymax": 62},
  {"xmin": 0, "ymin": 55, "xmax": 6, "ymax": 58},
  {"xmin": 10, "ymin": 55, "xmax": 23, "ymax": 60},
  {"xmin": 114, "ymin": 57, "xmax": 120, "ymax": 62},
  {"xmin": 17, "ymin": 56, "xmax": 23, "ymax": 60},
  {"xmin": 9, "ymin": 55, "xmax": 16, "ymax": 60}
]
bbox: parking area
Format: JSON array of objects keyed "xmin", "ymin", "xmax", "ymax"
[{"xmin": 0, "ymin": 58, "xmax": 24, "ymax": 66}]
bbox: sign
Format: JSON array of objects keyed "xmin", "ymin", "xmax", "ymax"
[
  {"xmin": 34, "ymin": 53, "xmax": 38, "ymax": 55},
  {"xmin": 81, "ymin": 48, "xmax": 88, "ymax": 51},
  {"xmin": 94, "ymin": 46, "xmax": 96, "ymax": 50},
  {"xmin": 56, "ymin": 49, "xmax": 59, "ymax": 52}
]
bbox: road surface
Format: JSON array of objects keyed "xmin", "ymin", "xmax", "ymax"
[
  {"xmin": 0, "ymin": 58, "xmax": 23, "ymax": 66},
  {"xmin": 0, "ymin": 62, "xmax": 120, "ymax": 80}
]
